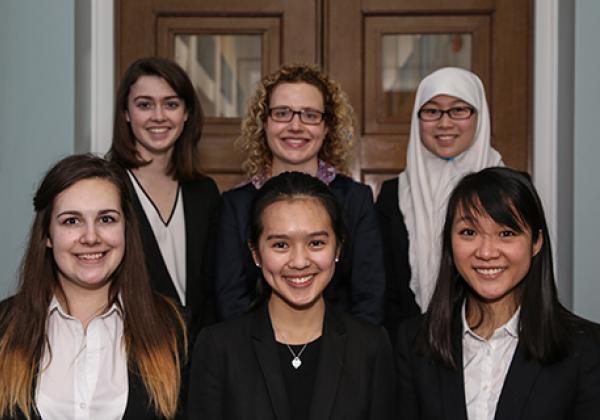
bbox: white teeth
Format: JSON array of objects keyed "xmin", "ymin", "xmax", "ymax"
[
  {"xmin": 475, "ymin": 268, "xmax": 504, "ymax": 275},
  {"xmin": 287, "ymin": 275, "xmax": 313, "ymax": 284},
  {"xmin": 78, "ymin": 253, "xmax": 104, "ymax": 261},
  {"xmin": 148, "ymin": 127, "xmax": 168, "ymax": 133}
]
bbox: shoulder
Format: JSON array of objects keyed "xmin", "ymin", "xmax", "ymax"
[
  {"xmin": 378, "ymin": 177, "xmax": 399, "ymax": 199},
  {"xmin": 196, "ymin": 310, "xmax": 254, "ymax": 347},
  {"xmin": 330, "ymin": 308, "xmax": 390, "ymax": 347},
  {"xmin": 183, "ymin": 175, "xmax": 220, "ymax": 198},
  {"xmin": 222, "ymin": 182, "xmax": 256, "ymax": 204},
  {"xmin": 331, "ymin": 174, "xmax": 371, "ymax": 196}
]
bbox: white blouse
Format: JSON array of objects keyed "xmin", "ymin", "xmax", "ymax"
[
  {"xmin": 36, "ymin": 297, "xmax": 128, "ymax": 420},
  {"xmin": 128, "ymin": 170, "xmax": 187, "ymax": 304},
  {"xmin": 462, "ymin": 304, "xmax": 520, "ymax": 420}
]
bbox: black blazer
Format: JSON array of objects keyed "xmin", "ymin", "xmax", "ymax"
[
  {"xmin": 215, "ymin": 175, "xmax": 385, "ymax": 324},
  {"xmin": 127, "ymin": 174, "xmax": 221, "ymax": 336},
  {"xmin": 375, "ymin": 177, "xmax": 420, "ymax": 333},
  {"xmin": 188, "ymin": 303, "xmax": 396, "ymax": 420},
  {"xmin": 395, "ymin": 315, "xmax": 600, "ymax": 420}
]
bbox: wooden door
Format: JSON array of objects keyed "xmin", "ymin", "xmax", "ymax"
[{"xmin": 117, "ymin": 0, "xmax": 532, "ymax": 194}]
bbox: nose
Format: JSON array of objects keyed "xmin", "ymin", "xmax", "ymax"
[
  {"xmin": 151, "ymin": 105, "xmax": 166, "ymax": 121},
  {"xmin": 80, "ymin": 223, "xmax": 100, "ymax": 245},
  {"xmin": 474, "ymin": 236, "xmax": 499, "ymax": 260},
  {"xmin": 287, "ymin": 113, "xmax": 303, "ymax": 131},
  {"xmin": 437, "ymin": 112, "xmax": 455, "ymax": 128},
  {"xmin": 288, "ymin": 245, "xmax": 310, "ymax": 269}
]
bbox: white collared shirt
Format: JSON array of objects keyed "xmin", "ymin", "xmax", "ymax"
[
  {"xmin": 35, "ymin": 297, "xmax": 128, "ymax": 420},
  {"xmin": 128, "ymin": 170, "xmax": 187, "ymax": 304},
  {"xmin": 462, "ymin": 304, "xmax": 520, "ymax": 420}
]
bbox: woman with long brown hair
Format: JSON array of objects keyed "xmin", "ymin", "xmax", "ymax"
[
  {"xmin": 108, "ymin": 57, "xmax": 220, "ymax": 337},
  {"xmin": 0, "ymin": 154, "xmax": 185, "ymax": 419}
]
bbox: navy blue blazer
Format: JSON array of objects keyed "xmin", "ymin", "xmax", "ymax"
[
  {"xmin": 395, "ymin": 315, "xmax": 600, "ymax": 420},
  {"xmin": 215, "ymin": 174, "xmax": 385, "ymax": 324},
  {"xmin": 127, "ymin": 174, "xmax": 221, "ymax": 337},
  {"xmin": 188, "ymin": 303, "xmax": 396, "ymax": 419},
  {"xmin": 375, "ymin": 177, "xmax": 420, "ymax": 334}
]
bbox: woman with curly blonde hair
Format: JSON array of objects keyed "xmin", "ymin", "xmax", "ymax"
[{"xmin": 215, "ymin": 64, "xmax": 385, "ymax": 325}]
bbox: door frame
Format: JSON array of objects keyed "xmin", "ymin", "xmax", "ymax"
[{"xmin": 77, "ymin": 0, "xmax": 572, "ymax": 306}]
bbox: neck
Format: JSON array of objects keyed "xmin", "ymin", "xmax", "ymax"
[
  {"xmin": 135, "ymin": 147, "xmax": 172, "ymax": 176},
  {"xmin": 466, "ymin": 297, "xmax": 517, "ymax": 339},
  {"xmin": 268, "ymin": 294, "xmax": 325, "ymax": 344},
  {"xmin": 58, "ymin": 280, "xmax": 111, "ymax": 330},
  {"xmin": 271, "ymin": 159, "xmax": 319, "ymax": 178}
]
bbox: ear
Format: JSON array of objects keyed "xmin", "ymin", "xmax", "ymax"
[
  {"xmin": 248, "ymin": 241, "xmax": 261, "ymax": 267},
  {"xmin": 532, "ymin": 230, "xmax": 543, "ymax": 257},
  {"xmin": 125, "ymin": 110, "xmax": 131, "ymax": 122},
  {"xmin": 184, "ymin": 110, "xmax": 189, "ymax": 122},
  {"xmin": 46, "ymin": 237, "xmax": 53, "ymax": 248}
]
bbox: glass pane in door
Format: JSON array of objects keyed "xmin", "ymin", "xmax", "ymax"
[{"xmin": 175, "ymin": 34, "xmax": 262, "ymax": 118}]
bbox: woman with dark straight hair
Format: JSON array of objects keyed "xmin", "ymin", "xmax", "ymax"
[
  {"xmin": 0, "ymin": 154, "xmax": 186, "ymax": 419},
  {"xmin": 190, "ymin": 171, "xmax": 395, "ymax": 420},
  {"xmin": 395, "ymin": 167, "xmax": 600, "ymax": 420},
  {"xmin": 108, "ymin": 57, "xmax": 220, "ymax": 337},
  {"xmin": 215, "ymin": 64, "xmax": 385, "ymax": 325}
]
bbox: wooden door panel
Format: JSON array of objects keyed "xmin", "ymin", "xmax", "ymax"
[{"xmin": 118, "ymin": 0, "xmax": 532, "ymax": 194}]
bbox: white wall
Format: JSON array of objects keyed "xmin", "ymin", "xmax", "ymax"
[
  {"xmin": 573, "ymin": 0, "xmax": 600, "ymax": 321},
  {"xmin": 0, "ymin": 0, "xmax": 75, "ymax": 297}
]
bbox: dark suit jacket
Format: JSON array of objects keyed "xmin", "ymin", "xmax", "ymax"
[
  {"xmin": 375, "ymin": 177, "xmax": 420, "ymax": 333},
  {"xmin": 395, "ymin": 315, "xmax": 600, "ymax": 420},
  {"xmin": 127, "ymin": 174, "xmax": 221, "ymax": 337},
  {"xmin": 215, "ymin": 175, "xmax": 385, "ymax": 324},
  {"xmin": 188, "ymin": 303, "xmax": 396, "ymax": 420}
]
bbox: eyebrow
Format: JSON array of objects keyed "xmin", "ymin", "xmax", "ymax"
[
  {"xmin": 424, "ymin": 99, "xmax": 470, "ymax": 107},
  {"xmin": 265, "ymin": 231, "xmax": 330, "ymax": 241},
  {"xmin": 56, "ymin": 209, "xmax": 121, "ymax": 218},
  {"xmin": 132, "ymin": 95, "xmax": 181, "ymax": 101}
]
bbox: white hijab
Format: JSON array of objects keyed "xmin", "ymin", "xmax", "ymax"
[{"xmin": 398, "ymin": 67, "xmax": 503, "ymax": 312}]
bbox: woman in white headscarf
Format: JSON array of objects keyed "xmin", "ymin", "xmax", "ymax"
[{"xmin": 376, "ymin": 67, "xmax": 503, "ymax": 332}]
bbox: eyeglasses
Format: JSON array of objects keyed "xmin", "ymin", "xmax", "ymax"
[
  {"xmin": 268, "ymin": 106, "xmax": 326, "ymax": 125},
  {"xmin": 417, "ymin": 106, "xmax": 476, "ymax": 121}
]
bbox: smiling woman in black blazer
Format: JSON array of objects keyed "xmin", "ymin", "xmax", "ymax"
[
  {"xmin": 396, "ymin": 167, "xmax": 600, "ymax": 420},
  {"xmin": 189, "ymin": 172, "xmax": 395, "ymax": 420}
]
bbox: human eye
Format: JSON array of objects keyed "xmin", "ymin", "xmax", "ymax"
[
  {"xmin": 419, "ymin": 108, "xmax": 441, "ymax": 120},
  {"xmin": 99, "ymin": 214, "xmax": 116, "ymax": 224},
  {"xmin": 135, "ymin": 100, "xmax": 153, "ymax": 110},
  {"xmin": 499, "ymin": 230, "xmax": 517, "ymax": 238},
  {"xmin": 458, "ymin": 228, "xmax": 476, "ymax": 236},
  {"xmin": 449, "ymin": 106, "xmax": 473, "ymax": 119},
  {"xmin": 164, "ymin": 99, "xmax": 182, "ymax": 110},
  {"xmin": 271, "ymin": 241, "xmax": 289, "ymax": 249},
  {"xmin": 309, "ymin": 239, "xmax": 326, "ymax": 248},
  {"xmin": 270, "ymin": 107, "xmax": 291, "ymax": 120},
  {"xmin": 301, "ymin": 109, "xmax": 322, "ymax": 123},
  {"xmin": 61, "ymin": 216, "xmax": 80, "ymax": 225}
]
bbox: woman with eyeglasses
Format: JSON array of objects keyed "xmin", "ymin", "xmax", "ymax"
[
  {"xmin": 376, "ymin": 67, "xmax": 503, "ymax": 333},
  {"xmin": 215, "ymin": 64, "xmax": 385, "ymax": 325}
]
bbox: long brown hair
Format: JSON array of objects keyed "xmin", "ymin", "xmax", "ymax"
[
  {"xmin": 0, "ymin": 154, "xmax": 186, "ymax": 419},
  {"xmin": 108, "ymin": 57, "xmax": 204, "ymax": 181}
]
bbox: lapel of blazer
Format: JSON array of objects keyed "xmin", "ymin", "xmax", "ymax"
[
  {"xmin": 493, "ymin": 343, "xmax": 543, "ymax": 420},
  {"xmin": 308, "ymin": 306, "xmax": 347, "ymax": 420},
  {"xmin": 251, "ymin": 304, "xmax": 292, "ymax": 420},
  {"xmin": 126, "ymin": 173, "xmax": 178, "ymax": 300},
  {"xmin": 181, "ymin": 181, "xmax": 201, "ymax": 306},
  {"xmin": 438, "ymin": 314, "xmax": 469, "ymax": 420}
]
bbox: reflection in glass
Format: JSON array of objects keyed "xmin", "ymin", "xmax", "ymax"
[
  {"xmin": 381, "ymin": 34, "xmax": 472, "ymax": 119},
  {"xmin": 175, "ymin": 34, "xmax": 261, "ymax": 118}
]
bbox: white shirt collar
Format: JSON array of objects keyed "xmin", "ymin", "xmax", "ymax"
[
  {"xmin": 48, "ymin": 295, "xmax": 122, "ymax": 320},
  {"xmin": 461, "ymin": 301, "xmax": 520, "ymax": 341}
]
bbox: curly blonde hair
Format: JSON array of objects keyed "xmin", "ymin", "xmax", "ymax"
[{"xmin": 236, "ymin": 64, "xmax": 355, "ymax": 177}]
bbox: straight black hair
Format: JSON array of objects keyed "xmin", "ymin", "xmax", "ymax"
[{"xmin": 419, "ymin": 167, "xmax": 588, "ymax": 368}]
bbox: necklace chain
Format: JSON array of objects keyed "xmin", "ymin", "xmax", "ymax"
[{"xmin": 286, "ymin": 343, "xmax": 308, "ymax": 369}]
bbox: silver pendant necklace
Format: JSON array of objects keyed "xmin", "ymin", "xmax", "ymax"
[{"xmin": 286, "ymin": 343, "xmax": 308, "ymax": 369}]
